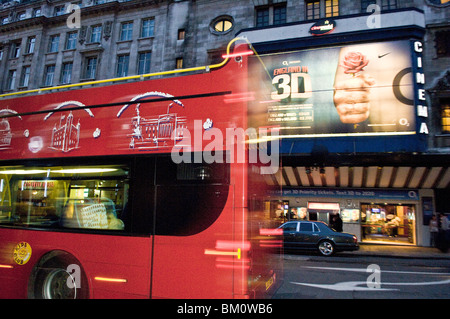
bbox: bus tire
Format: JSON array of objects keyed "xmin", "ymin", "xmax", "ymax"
[{"xmin": 28, "ymin": 250, "xmax": 89, "ymax": 299}]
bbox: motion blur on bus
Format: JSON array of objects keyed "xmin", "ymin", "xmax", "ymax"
[{"xmin": 0, "ymin": 40, "xmax": 283, "ymax": 299}]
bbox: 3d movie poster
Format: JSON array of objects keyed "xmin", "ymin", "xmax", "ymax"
[{"xmin": 248, "ymin": 40, "xmax": 415, "ymax": 138}]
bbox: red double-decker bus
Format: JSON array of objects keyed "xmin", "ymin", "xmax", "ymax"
[{"xmin": 0, "ymin": 41, "xmax": 282, "ymax": 299}]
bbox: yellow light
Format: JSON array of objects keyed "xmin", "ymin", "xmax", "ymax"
[
  {"xmin": 204, "ymin": 248, "xmax": 242, "ymax": 259},
  {"xmin": 0, "ymin": 264, "xmax": 13, "ymax": 269},
  {"xmin": 52, "ymin": 168, "xmax": 118, "ymax": 174},
  {"xmin": 0, "ymin": 170, "xmax": 47, "ymax": 175},
  {"xmin": 94, "ymin": 276, "xmax": 127, "ymax": 283}
]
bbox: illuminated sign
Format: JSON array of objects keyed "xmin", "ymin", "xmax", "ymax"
[
  {"xmin": 308, "ymin": 202, "xmax": 340, "ymax": 210},
  {"xmin": 249, "ymin": 40, "xmax": 416, "ymax": 139},
  {"xmin": 413, "ymin": 41, "xmax": 428, "ymax": 135},
  {"xmin": 309, "ymin": 19, "xmax": 336, "ymax": 36}
]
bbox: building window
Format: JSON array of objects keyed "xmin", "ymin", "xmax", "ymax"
[
  {"xmin": 17, "ymin": 12, "xmax": 26, "ymax": 20},
  {"xmin": 256, "ymin": 3, "xmax": 286, "ymax": 27},
  {"xmin": 273, "ymin": 5, "xmax": 287, "ymax": 25},
  {"xmin": 361, "ymin": 0, "xmax": 376, "ymax": 12},
  {"xmin": 177, "ymin": 29, "xmax": 185, "ymax": 40},
  {"xmin": 306, "ymin": 0, "xmax": 321, "ymax": 20},
  {"xmin": 306, "ymin": 0, "xmax": 339, "ymax": 19},
  {"xmin": 325, "ymin": 0, "xmax": 339, "ymax": 17},
  {"xmin": 441, "ymin": 99, "xmax": 450, "ymax": 134},
  {"xmin": 381, "ymin": 0, "xmax": 397, "ymax": 10},
  {"xmin": 138, "ymin": 52, "xmax": 151, "ymax": 74},
  {"xmin": 65, "ymin": 32, "xmax": 77, "ymax": 50},
  {"xmin": 435, "ymin": 30, "xmax": 450, "ymax": 58},
  {"xmin": 19, "ymin": 66, "xmax": 31, "ymax": 87},
  {"xmin": 1, "ymin": 17, "xmax": 9, "ymax": 25},
  {"xmin": 84, "ymin": 57, "xmax": 97, "ymax": 79},
  {"xmin": 6, "ymin": 70, "xmax": 17, "ymax": 90},
  {"xmin": 26, "ymin": 37, "xmax": 36, "ymax": 54},
  {"xmin": 176, "ymin": 57, "xmax": 183, "ymax": 69},
  {"xmin": 120, "ymin": 22, "xmax": 133, "ymax": 41},
  {"xmin": 32, "ymin": 8, "xmax": 41, "ymax": 17},
  {"xmin": 90, "ymin": 25, "xmax": 102, "ymax": 43},
  {"xmin": 61, "ymin": 62, "xmax": 73, "ymax": 84},
  {"xmin": 48, "ymin": 35, "xmax": 60, "ymax": 53},
  {"xmin": 44, "ymin": 65, "xmax": 55, "ymax": 86},
  {"xmin": 116, "ymin": 55, "xmax": 129, "ymax": 77},
  {"xmin": 54, "ymin": 5, "xmax": 65, "ymax": 16},
  {"xmin": 141, "ymin": 18, "xmax": 155, "ymax": 38},
  {"xmin": 427, "ymin": 0, "xmax": 450, "ymax": 6},
  {"xmin": 10, "ymin": 41, "xmax": 21, "ymax": 59},
  {"xmin": 210, "ymin": 16, "xmax": 234, "ymax": 35},
  {"xmin": 213, "ymin": 19, "xmax": 232, "ymax": 33},
  {"xmin": 256, "ymin": 7, "xmax": 270, "ymax": 27}
]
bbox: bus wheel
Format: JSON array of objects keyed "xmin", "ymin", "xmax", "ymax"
[{"xmin": 28, "ymin": 251, "xmax": 89, "ymax": 299}]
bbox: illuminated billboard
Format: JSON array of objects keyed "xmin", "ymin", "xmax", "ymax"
[{"xmin": 249, "ymin": 40, "xmax": 416, "ymax": 139}]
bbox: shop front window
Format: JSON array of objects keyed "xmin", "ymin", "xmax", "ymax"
[{"xmin": 361, "ymin": 203, "xmax": 416, "ymax": 244}]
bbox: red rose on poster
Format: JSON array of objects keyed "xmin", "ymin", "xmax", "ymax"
[{"xmin": 341, "ymin": 52, "xmax": 369, "ymax": 74}]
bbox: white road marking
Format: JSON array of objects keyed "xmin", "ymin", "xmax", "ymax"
[{"xmin": 290, "ymin": 266, "xmax": 450, "ymax": 291}]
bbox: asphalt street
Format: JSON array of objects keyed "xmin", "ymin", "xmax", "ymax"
[{"xmin": 273, "ymin": 252, "xmax": 450, "ymax": 299}]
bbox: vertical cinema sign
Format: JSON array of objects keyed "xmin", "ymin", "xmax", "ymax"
[{"xmin": 413, "ymin": 41, "xmax": 428, "ymax": 135}]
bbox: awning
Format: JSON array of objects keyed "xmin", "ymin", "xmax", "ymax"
[{"xmin": 265, "ymin": 165, "xmax": 450, "ymax": 189}]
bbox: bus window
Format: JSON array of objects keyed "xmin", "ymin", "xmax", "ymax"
[{"xmin": 0, "ymin": 164, "xmax": 129, "ymax": 231}]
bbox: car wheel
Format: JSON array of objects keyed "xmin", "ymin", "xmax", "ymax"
[{"xmin": 318, "ymin": 240, "xmax": 334, "ymax": 256}]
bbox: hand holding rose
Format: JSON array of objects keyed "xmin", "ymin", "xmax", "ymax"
[{"xmin": 334, "ymin": 51, "xmax": 375, "ymax": 124}]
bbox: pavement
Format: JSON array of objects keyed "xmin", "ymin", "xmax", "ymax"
[{"xmin": 343, "ymin": 243, "xmax": 450, "ymax": 259}]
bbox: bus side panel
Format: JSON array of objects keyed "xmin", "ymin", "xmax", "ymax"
[
  {"xmin": 0, "ymin": 229, "xmax": 152, "ymax": 298},
  {"xmin": 151, "ymin": 189, "xmax": 236, "ymax": 299}
]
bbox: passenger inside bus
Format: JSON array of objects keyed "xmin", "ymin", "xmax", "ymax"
[{"xmin": 60, "ymin": 198, "xmax": 124, "ymax": 230}]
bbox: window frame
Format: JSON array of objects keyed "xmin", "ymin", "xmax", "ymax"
[
  {"xmin": 19, "ymin": 65, "xmax": 31, "ymax": 87},
  {"xmin": 10, "ymin": 41, "xmax": 21, "ymax": 59},
  {"xmin": 256, "ymin": 7, "xmax": 270, "ymax": 27},
  {"xmin": 138, "ymin": 51, "xmax": 151, "ymax": 75},
  {"xmin": 140, "ymin": 18, "xmax": 155, "ymax": 38},
  {"xmin": 26, "ymin": 36, "xmax": 36, "ymax": 54},
  {"xmin": 306, "ymin": 0, "xmax": 321, "ymax": 20},
  {"xmin": 120, "ymin": 21, "xmax": 134, "ymax": 42},
  {"xmin": 116, "ymin": 54, "xmax": 130, "ymax": 77},
  {"xmin": 48, "ymin": 34, "xmax": 60, "ymax": 53},
  {"xmin": 54, "ymin": 5, "xmax": 65, "ymax": 17},
  {"xmin": 44, "ymin": 65, "xmax": 56, "ymax": 87},
  {"xmin": 89, "ymin": 25, "xmax": 102, "ymax": 43},
  {"xmin": 210, "ymin": 15, "xmax": 234, "ymax": 35},
  {"xmin": 0, "ymin": 161, "xmax": 130, "ymax": 233},
  {"xmin": 6, "ymin": 69, "xmax": 17, "ymax": 90},
  {"xmin": 325, "ymin": 0, "xmax": 339, "ymax": 17},
  {"xmin": 441, "ymin": 99, "xmax": 450, "ymax": 134},
  {"xmin": 61, "ymin": 62, "xmax": 73, "ymax": 84},
  {"xmin": 65, "ymin": 31, "xmax": 78, "ymax": 50},
  {"xmin": 273, "ymin": 4, "xmax": 287, "ymax": 25},
  {"xmin": 84, "ymin": 56, "xmax": 98, "ymax": 80}
]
